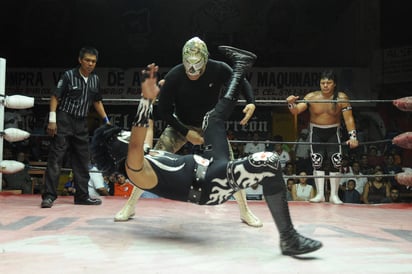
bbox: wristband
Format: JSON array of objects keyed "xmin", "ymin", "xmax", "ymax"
[
  {"xmin": 49, "ymin": 112, "xmax": 56, "ymax": 123},
  {"xmin": 103, "ymin": 116, "xmax": 110, "ymax": 124},
  {"xmin": 132, "ymin": 98, "xmax": 153, "ymax": 127},
  {"xmin": 288, "ymin": 103, "xmax": 296, "ymax": 109},
  {"xmin": 348, "ymin": 130, "xmax": 357, "ymax": 140}
]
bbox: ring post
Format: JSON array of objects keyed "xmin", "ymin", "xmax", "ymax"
[{"xmin": 0, "ymin": 58, "xmax": 6, "ymax": 191}]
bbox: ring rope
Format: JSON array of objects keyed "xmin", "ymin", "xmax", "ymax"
[
  {"xmin": 228, "ymin": 139, "xmax": 393, "ymax": 146},
  {"xmin": 26, "ymin": 132, "xmax": 394, "ymax": 147},
  {"xmin": 37, "ymin": 97, "xmax": 397, "ymax": 104},
  {"xmin": 25, "ymin": 164, "xmax": 403, "ymax": 179},
  {"xmin": 284, "ymin": 174, "xmax": 398, "ymax": 179}
]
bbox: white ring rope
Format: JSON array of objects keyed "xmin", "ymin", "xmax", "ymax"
[{"xmin": 37, "ymin": 97, "xmax": 397, "ymax": 104}]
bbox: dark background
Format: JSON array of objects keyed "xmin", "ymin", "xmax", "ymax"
[
  {"xmin": 1, "ymin": 0, "xmax": 412, "ymax": 165},
  {"xmin": 0, "ymin": 0, "xmax": 410, "ymax": 68}
]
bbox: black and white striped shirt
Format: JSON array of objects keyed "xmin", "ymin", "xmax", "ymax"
[{"xmin": 55, "ymin": 68, "xmax": 102, "ymax": 118}]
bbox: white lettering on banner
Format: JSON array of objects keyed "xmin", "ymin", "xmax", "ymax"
[
  {"xmin": 225, "ymin": 120, "xmax": 268, "ymax": 132},
  {"xmin": 5, "ymin": 67, "xmax": 372, "ymax": 104},
  {"xmin": 255, "ymin": 71, "xmax": 320, "ymax": 88}
]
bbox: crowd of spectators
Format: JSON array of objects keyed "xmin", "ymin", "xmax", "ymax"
[
  {"xmin": 223, "ymin": 130, "xmax": 411, "ymax": 203},
  {"xmin": 2, "ymin": 125, "xmax": 411, "ymax": 203}
]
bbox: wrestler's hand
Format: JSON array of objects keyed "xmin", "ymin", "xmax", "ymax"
[
  {"xmin": 186, "ymin": 130, "xmax": 204, "ymax": 145},
  {"xmin": 141, "ymin": 63, "xmax": 160, "ymax": 100},
  {"xmin": 47, "ymin": 122, "xmax": 57, "ymax": 137},
  {"xmin": 240, "ymin": 103, "xmax": 256, "ymax": 125},
  {"xmin": 346, "ymin": 139, "xmax": 359, "ymax": 149},
  {"xmin": 286, "ymin": 95, "xmax": 299, "ymax": 104}
]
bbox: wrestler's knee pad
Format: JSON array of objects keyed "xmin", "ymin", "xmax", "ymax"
[
  {"xmin": 330, "ymin": 152, "xmax": 343, "ymax": 171},
  {"xmin": 227, "ymin": 152, "xmax": 280, "ymax": 191},
  {"xmin": 311, "ymin": 153, "xmax": 323, "ymax": 170}
]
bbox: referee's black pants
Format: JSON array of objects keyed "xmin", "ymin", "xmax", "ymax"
[{"xmin": 42, "ymin": 111, "xmax": 91, "ymax": 201}]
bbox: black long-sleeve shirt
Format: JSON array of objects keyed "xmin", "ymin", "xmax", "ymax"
[{"xmin": 157, "ymin": 59, "xmax": 254, "ymax": 136}]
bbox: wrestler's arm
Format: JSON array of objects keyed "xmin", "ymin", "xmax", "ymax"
[
  {"xmin": 125, "ymin": 64, "xmax": 159, "ymax": 189},
  {"xmin": 46, "ymin": 95, "xmax": 59, "ymax": 137},
  {"xmin": 93, "ymin": 101, "xmax": 110, "ymax": 125},
  {"xmin": 240, "ymin": 78, "xmax": 256, "ymax": 125},
  {"xmin": 286, "ymin": 93, "xmax": 310, "ymax": 115},
  {"xmin": 339, "ymin": 92, "xmax": 359, "ymax": 149}
]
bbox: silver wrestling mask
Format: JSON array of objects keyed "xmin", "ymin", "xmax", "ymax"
[{"xmin": 182, "ymin": 37, "xmax": 209, "ymax": 77}]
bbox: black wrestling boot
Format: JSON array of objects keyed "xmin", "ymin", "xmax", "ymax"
[
  {"xmin": 218, "ymin": 45, "xmax": 257, "ymax": 100},
  {"xmin": 264, "ymin": 191, "xmax": 323, "ymax": 256}
]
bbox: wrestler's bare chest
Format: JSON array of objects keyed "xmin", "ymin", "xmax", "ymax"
[{"xmin": 309, "ymin": 103, "xmax": 341, "ymax": 117}]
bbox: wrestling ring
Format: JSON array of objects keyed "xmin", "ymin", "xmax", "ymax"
[{"xmin": 2, "ymin": 58, "xmax": 412, "ymax": 273}]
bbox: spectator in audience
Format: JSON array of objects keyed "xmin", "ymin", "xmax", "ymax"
[
  {"xmin": 383, "ymin": 154, "xmax": 403, "ymax": 188},
  {"xmin": 62, "ymin": 172, "xmax": 76, "ymax": 196},
  {"xmin": 103, "ymin": 175, "xmax": 110, "ymax": 191},
  {"xmin": 263, "ymin": 132, "xmax": 275, "ymax": 152},
  {"xmin": 293, "ymin": 128, "xmax": 311, "ymax": 174},
  {"xmin": 88, "ymin": 164, "xmax": 110, "ymax": 197},
  {"xmin": 363, "ymin": 170, "xmax": 391, "ymax": 204},
  {"xmin": 2, "ymin": 151, "xmax": 33, "ymax": 194},
  {"xmin": 367, "ymin": 145, "xmax": 384, "ymax": 168},
  {"xmin": 341, "ymin": 161, "xmax": 368, "ymax": 198},
  {"xmin": 283, "ymin": 162, "xmax": 296, "ymax": 184},
  {"xmin": 114, "ymin": 173, "xmax": 134, "ymax": 198},
  {"xmin": 340, "ymin": 155, "xmax": 351, "ymax": 174},
  {"xmin": 389, "ymin": 187, "xmax": 402, "ymax": 203},
  {"xmin": 274, "ymin": 141, "xmax": 291, "ymax": 169},
  {"xmin": 243, "ymin": 132, "xmax": 265, "ymax": 155},
  {"xmin": 359, "ymin": 153, "xmax": 374, "ymax": 175},
  {"xmin": 286, "ymin": 178, "xmax": 296, "ymax": 201},
  {"xmin": 340, "ymin": 179, "xmax": 361, "ymax": 204},
  {"xmin": 107, "ymin": 173, "xmax": 117, "ymax": 196},
  {"xmin": 291, "ymin": 171, "xmax": 315, "ymax": 201},
  {"xmin": 390, "ymin": 150, "xmax": 402, "ymax": 166},
  {"xmin": 231, "ymin": 140, "xmax": 244, "ymax": 159},
  {"xmin": 4, "ymin": 109, "xmax": 23, "ymax": 129}
]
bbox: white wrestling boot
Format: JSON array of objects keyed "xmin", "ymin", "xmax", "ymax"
[
  {"xmin": 329, "ymin": 172, "xmax": 343, "ymax": 204},
  {"xmin": 310, "ymin": 170, "xmax": 325, "ymax": 203},
  {"xmin": 234, "ymin": 189, "xmax": 263, "ymax": 227},
  {"xmin": 114, "ymin": 186, "xmax": 144, "ymax": 222}
]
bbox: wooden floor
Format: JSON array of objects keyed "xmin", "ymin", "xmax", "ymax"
[{"xmin": 1, "ymin": 193, "xmax": 412, "ymax": 274}]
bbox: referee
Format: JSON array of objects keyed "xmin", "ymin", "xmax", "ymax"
[{"xmin": 41, "ymin": 46, "xmax": 110, "ymax": 208}]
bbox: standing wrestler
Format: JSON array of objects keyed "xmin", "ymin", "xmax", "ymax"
[
  {"xmin": 286, "ymin": 70, "xmax": 359, "ymax": 204},
  {"xmin": 92, "ymin": 47, "xmax": 322, "ymax": 255},
  {"xmin": 41, "ymin": 46, "xmax": 110, "ymax": 208},
  {"xmin": 115, "ymin": 37, "xmax": 261, "ymax": 227}
]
